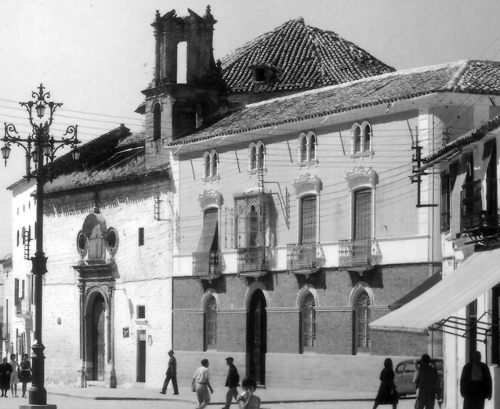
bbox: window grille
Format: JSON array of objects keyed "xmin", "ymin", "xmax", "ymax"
[
  {"xmin": 205, "ymin": 297, "xmax": 217, "ymax": 349},
  {"xmin": 300, "ymin": 196, "xmax": 316, "ymax": 244},
  {"xmin": 355, "ymin": 292, "xmax": 370, "ymax": 350},
  {"xmin": 137, "ymin": 305, "xmax": 146, "ymax": 319},
  {"xmin": 302, "ymin": 293, "xmax": 316, "ymax": 350}
]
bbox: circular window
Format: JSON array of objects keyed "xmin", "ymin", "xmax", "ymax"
[
  {"xmin": 106, "ymin": 228, "xmax": 119, "ymax": 256},
  {"xmin": 76, "ymin": 231, "xmax": 87, "ymax": 257}
]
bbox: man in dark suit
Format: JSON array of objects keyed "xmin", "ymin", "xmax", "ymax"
[
  {"xmin": 460, "ymin": 351, "xmax": 492, "ymax": 409},
  {"xmin": 415, "ymin": 354, "xmax": 441, "ymax": 409},
  {"xmin": 160, "ymin": 350, "xmax": 179, "ymax": 395},
  {"xmin": 222, "ymin": 357, "xmax": 239, "ymax": 409}
]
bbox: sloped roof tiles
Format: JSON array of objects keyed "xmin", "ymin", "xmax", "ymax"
[
  {"xmin": 221, "ymin": 18, "xmax": 395, "ymax": 94},
  {"xmin": 170, "ymin": 60, "xmax": 500, "ymax": 146}
]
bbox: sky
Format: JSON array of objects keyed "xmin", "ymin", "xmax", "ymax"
[{"xmin": 0, "ymin": 0, "xmax": 499, "ymax": 257}]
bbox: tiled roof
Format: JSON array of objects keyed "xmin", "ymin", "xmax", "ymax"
[
  {"xmin": 422, "ymin": 113, "xmax": 500, "ymax": 166},
  {"xmin": 221, "ymin": 17, "xmax": 395, "ymax": 94},
  {"xmin": 44, "ymin": 161, "xmax": 170, "ymax": 195},
  {"xmin": 169, "ymin": 60, "xmax": 500, "ymax": 146},
  {"xmin": 117, "ymin": 131, "xmax": 148, "ymax": 147}
]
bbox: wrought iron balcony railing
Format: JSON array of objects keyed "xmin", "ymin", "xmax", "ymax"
[
  {"xmin": 237, "ymin": 246, "xmax": 269, "ymax": 274},
  {"xmin": 287, "ymin": 243, "xmax": 318, "ymax": 272},
  {"xmin": 15, "ymin": 297, "xmax": 32, "ymax": 317},
  {"xmin": 339, "ymin": 238, "xmax": 381, "ymax": 270},
  {"xmin": 192, "ymin": 251, "xmax": 222, "ymax": 277}
]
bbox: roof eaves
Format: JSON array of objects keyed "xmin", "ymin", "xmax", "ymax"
[{"xmin": 421, "ymin": 113, "xmax": 500, "ymax": 166}]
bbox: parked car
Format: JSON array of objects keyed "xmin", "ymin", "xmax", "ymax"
[{"xmin": 394, "ymin": 358, "xmax": 443, "ymax": 397}]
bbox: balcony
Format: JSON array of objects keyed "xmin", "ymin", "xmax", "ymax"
[
  {"xmin": 287, "ymin": 243, "xmax": 319, "ymax": 275},
  {"xmin": 461, "ymin": 179, "xmax": 500, "ymax": 245},
  {"xmin": 339, "ymin": 238, "xmax": 381, "ymax": 271},
  {"xmin": 237, "ymin": 246, "xmax": 269, "ymax": 277},
  {"xmin": 192, "ymin": 251, "xmax": 222, "ymax": 281},
  {"xmin": 15, "ymin": 297, "xmax": 33, "ymax": 319}
]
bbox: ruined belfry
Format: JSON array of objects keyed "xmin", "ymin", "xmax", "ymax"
[{"xmin": 138, "ymin": 6, "xmax": 227, "ymax": 164}]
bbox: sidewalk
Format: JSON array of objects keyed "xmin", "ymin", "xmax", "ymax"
[{"xmin": 47, "ymin": 385, "xmax": 375, "ymax": 404}]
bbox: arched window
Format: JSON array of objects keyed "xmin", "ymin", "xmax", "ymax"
[
  {"xmin": 153, "ymin": 102, "xmax": 161, "ymax": 141},
  {"xmin": 354, "ymin": 291, "xmax": 371, "ymax": 353},
  {"xmin": 250, "ymin": 145, "xmax": 257, "ymax": 170},
  {"xmin": 301, "ymin": 293, "xmax": 316, "ymax": 352},
  {"xmin": 352, "ymin": 124, "xmax": 361, "ymax": 154},
  {"xmin": 310, "ymin": 133, "xmax": 316, "ymax": 161},
  {"xmin": 249, "ymin": 142, "xmax": 265, "ymax": 173},
  {"xmin": 211, "ymin": 152, "xmax": 218, "ymax": 177},
  {"xmin": 363, "ymin": 123, "xmax": 371, "ymax": 151},
  {"xmin": 299, "ymin": 136, "xmax": 307, "ymax": 162},
  {"xmin": 17, "ymin": 230, "xmax": 19, "ymax": 247},
  {"xmin": 204, "ymin": 294, "xmax": 217, "ymax": 350},
  {"xmin": 203, "ymin": 152, "xmax": 210, "ymax": 178}
]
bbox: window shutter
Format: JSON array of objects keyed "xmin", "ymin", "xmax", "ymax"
[
  {"xmin": 300, "ymin": 196, "xmax": 316, "ymax": 244},
  {"xmin": 354, "ymin": 189, "xmax": 372, "ymax": 240}
]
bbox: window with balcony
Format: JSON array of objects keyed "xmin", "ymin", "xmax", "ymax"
[
  {"xmin": 202, "ymin": 150, "xmax": 219, "ymax": 182},
  {"xmin": 298, "ymin": 131, "xmax": 318, "ymax": 167},
  {"xmin": 235, "ymin": 193, "xmax": 274, "ymax": 274},
  {"xmin": 301, "ymin": 293, "xmax": 316, "ymax": 353},
  {"xmin": 193, "ymin": 208, "xmax": 220, "ymax": 277},
  {"xmin": 341, "ymin": 168, "xmax": 380, "ymax": 269},
  {"xmin": 249, "ymin": 142, "xmax": 265, "ymax": 174},
  {"xmin": 351, "ymin": 122, "xmax": 373, "ymax": 158},
  {"xmin": 203, "ymin": 293, "xmax": 217, "ymax": 350}
]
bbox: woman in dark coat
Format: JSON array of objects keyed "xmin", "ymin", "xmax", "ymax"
[
  {"xmin": 0, "ymin": 357, "xmax": 12, "ymax": 397},
  {"xmin": 373, "ymin": 358, "xmax": 398, "ymax": 409}
]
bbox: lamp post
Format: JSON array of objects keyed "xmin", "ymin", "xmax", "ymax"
[{"xmin": 2, "ymin": 84, "xmax": 80, "ymax": 407}]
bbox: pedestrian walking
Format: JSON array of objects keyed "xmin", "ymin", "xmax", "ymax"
[
  {"xmin": 415, "ymin": 354, "xmax": 441, "ymax": 409},
  {"xmin": 191, "ymin": 359, "xmax": 213, "ymax": 409},
  {"xmin": 372, "ymin": 358, "xmax": 398, "ymax": 409},
  {"xmin": 159, "ymin": 350, "xmax": 178, "ymax": 395},
  {"xmin": 460, "ymin": 351, "xmax": 492, "ymax": 409},
  {"xmin": 19, "ymin": 354, "xmax": 32, "ymax": 398},
  {"xmin": 237, "ymin": 377, "xmax": 261, "ymax": 409},
  {"xmin": 222, "ymin": 357, "xmax": 240, "ymax": 409},
  {"xmin": 9, "ymin": 354, "xmax": 19, "ymax": 397},
  {"xmin": 0, "ymin": 357, "xmax": 12, "ymax": 397}
]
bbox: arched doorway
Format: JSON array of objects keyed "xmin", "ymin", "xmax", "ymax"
[
  {"xmin": 85, "ymin": 292, "xmax": 106, "ymax": 381},
  {"xmin": 247, "ymin": 289, "xmax": 267, "ymax": 385}
]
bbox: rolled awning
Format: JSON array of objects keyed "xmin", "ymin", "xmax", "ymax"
[
  {"xmin": 370, "ymin": 247, "xmax": 500, "ymax": 334},
  {"xmin": 388, "ymin": 272, "xmax": 442, "ymax": 310},
  {"xmin": 193, "ymin": 210, "xmax": 218, "ymax": 276}
]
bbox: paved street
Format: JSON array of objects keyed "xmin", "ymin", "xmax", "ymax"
[{"xmin": 0, "ymin": 393, "xmax": 418, "ymax": 409}]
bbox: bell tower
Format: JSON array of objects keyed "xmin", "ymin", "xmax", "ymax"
[{"xmin": 140, "ymin": 6, "xmax": 227, "ymax": 166}]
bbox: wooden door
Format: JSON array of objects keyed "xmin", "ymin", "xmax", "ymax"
[{"xmin": 248, "ymin": 290, "xmax": 267, "ymax": 385}]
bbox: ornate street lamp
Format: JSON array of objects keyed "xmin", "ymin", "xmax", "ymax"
[{"xmin": 2, "ymin": 84, "xmax": 80, "ymax": 407}]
